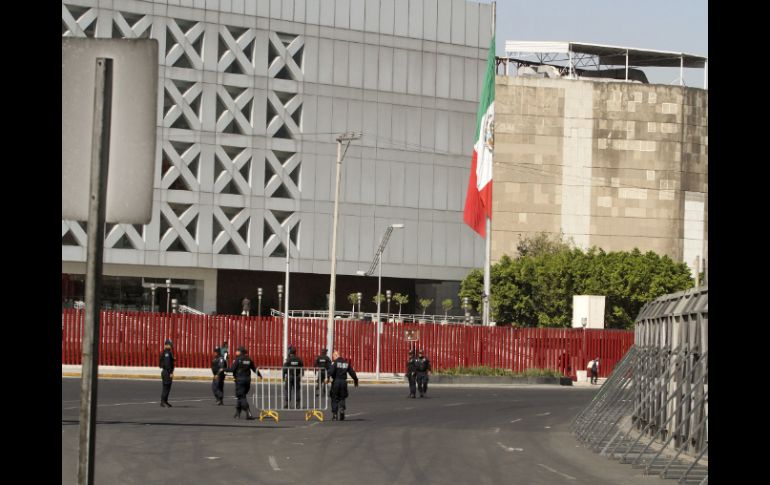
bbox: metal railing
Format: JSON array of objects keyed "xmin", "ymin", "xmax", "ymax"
[
  {"xmin": 270, "ymin": 308, "xmax": 482, "ymax": 325},
  {"xmin": 178, "ymin": 304, "xmax": 205, "ymax": 315},
  {"xmin": 254, "ymin": 367, "xmax": 329, "ymax": 422},
  {"xmin": 571, "ymin": 286, "xmax": 708, "ymax": 483}
]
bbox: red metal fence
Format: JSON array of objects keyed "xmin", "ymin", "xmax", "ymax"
[{"xmin": 61, "ymin": 310, "xmax": 634, "ymax": 379}]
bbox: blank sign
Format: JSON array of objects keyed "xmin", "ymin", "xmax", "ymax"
[{"xmin": 62, "ymin": 38, "xmax": 158, "ymax": 224}]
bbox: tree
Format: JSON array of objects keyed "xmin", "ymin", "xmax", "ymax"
[
  {"xmin": 441, "ymin": 298, "xmax": 453, "ymax": 320},
  {"xmin": 372, "ymin": 292, "xmax": 385, "ymax": 310},
  {"xmin": 418, "ymin": 297, "xmax": 433, "ymax": 316},
  {"xmin": 516, "ymin": 231, "xmax": 572, "ymax": 258},
  {"xmin": 393, "ymin": 293, "xmax": 409, "ymax": 320},
  {"xmin": 459, "ymin": 234, "xmax": 695, "ymax": 329},
  {"xmin": 347, "ymin": 292, "xmax": 358, "ymax": 315}
]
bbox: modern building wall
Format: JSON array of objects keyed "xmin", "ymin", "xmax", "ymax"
[
  {"xmin": 493, "ymin": 76, "xmax": 708, "ymax": 275},
  {"xmin": 61, "ymin": 0, "xmax": 492, "ymax": 312}
]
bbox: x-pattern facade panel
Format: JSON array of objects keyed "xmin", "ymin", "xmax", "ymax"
[{"xmin": 61, "ymin": 0, "xmax": 488, "ymax": 280}]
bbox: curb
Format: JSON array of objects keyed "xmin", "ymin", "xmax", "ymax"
[
  {"xmin": 430, "ymin": 375, "xmax": 572, "ymax": 386},
  {"xmin": 61, "ymin": 372, "xmax": 401, "ymax": 385}
]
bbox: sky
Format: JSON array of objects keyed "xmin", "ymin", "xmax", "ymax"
[{"xmin": 484, "ymin": 0, "xmax": 708, "ymax": 88}]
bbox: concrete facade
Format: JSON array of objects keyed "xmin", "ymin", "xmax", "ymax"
[
  {"xmin": 493, "ymin": 76, "xmax": 708, "ymax": 275},
  {"xmin": 61, "ymin": 0, "xmax": 492, "ymax": 313}
]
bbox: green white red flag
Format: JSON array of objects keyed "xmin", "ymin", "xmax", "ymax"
[{"xmin": 463, "ymin": 34, "xmax": 495, "ymax": 238}]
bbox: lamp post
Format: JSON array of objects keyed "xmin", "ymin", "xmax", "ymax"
[
  {"xmin": 327, "ymin": 131, "xmax": 362, "ymax": 352},
  {"xmin": 363, "ymin": 223, "xmax": 404, "ymax": 379},
  {"xmin": 463, "ymin": 297, "xmax": 470, "ymax": 325},
  {"xmin": 257, "ymin": 287, "xmax": 262, "ymax": 317},
  {"xmin": 277, "ymin": 284, "xmax": 283, "ymax": 315},
  {"xmin": 356, "ymin": 292, "xmax": 362, "ymax": 318},
  {"xmin": 150, "ymin": 283, "xmax": 156, "ymax": 313},
  {"xmin": 386, "ymin": 290, "xmax": 391, "ymax": 322},
  {"xmin": 166, "ymin": 279, "xmax": 171, "ymax": 314}
]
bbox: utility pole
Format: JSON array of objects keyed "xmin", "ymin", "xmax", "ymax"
[{"xmin": 327, "ymin": 131, "xmax": 361, "ymax": 352}]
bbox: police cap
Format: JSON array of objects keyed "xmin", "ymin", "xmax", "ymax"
[
  {"xmin": 214, "ymin": 346, "xmax": 221, "ymax": 354},
  {"xmin": 164, "ymin": 339, "xmax": 173, "ymax": 346}
]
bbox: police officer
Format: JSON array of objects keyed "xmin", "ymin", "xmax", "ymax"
[
  {"xmin": 282, "ymin": 345, "xmax": 304, "ymax": 409},
  {"xmin": 416, "ymin": 350, "xmax": 432, "ymax": 398},
  {"xmin": 406, "ymin": 349, "xmax": 419, "ymax": 398},
  {"xmin": 211, "ymin": 347, "xmax": 227, "ymax": 405},
  {"xmin": 327, "ymin": 350, "xmax": 359, "ymax": 421},
  {"xmin": 228, "ymin": 346, "xmax": 262, "ymax": 419},
  {"xmin": 313, "ymin": 348, "xmax": 331, "ymax": 397},
  {"xmin": 159, "ymin": 339, "xmax": 174, "ymax": 407}
]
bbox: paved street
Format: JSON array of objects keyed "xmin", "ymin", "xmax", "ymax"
[{"xmin": 62, "ymin": 378, "xmax": 669, "ymax": 485}]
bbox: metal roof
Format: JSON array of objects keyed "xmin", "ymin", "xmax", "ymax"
[{"xmin": 504, "ymin": 41, "xmax": 707, "ymax": 68}]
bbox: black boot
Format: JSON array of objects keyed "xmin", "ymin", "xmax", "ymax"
[
  {"xmin": 217, "ymin": 399, "xmax": 224, "ymax": 405},
  {"xmin": 160, "ymin": 401, "xmax": 166, "ymax": 407},
  {"xmin": 234, "ymin": 409, "xmax": 241, "ymax": 419},
  {"xmin": 164, "ymin": 401, "xmax": 172, "ymax": 407},
  {"xmin": 332, "ymin": 412, "xmax": 338, "ymax": 421},
  {"xmin": 339, "ymin": 411, "xmax": 345, "ymax": 421}
]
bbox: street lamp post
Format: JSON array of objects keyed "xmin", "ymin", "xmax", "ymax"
[
  {"xmin": 328, "ymin": 131, "xmax": 362, "ymax": 352},
  {"xmin": 463, "ymin": 297, "xmax": 470, "ymax": 325},
  {"xmin": 150, "ymin": 283, "xmax": 156, "ymax": 313},
  {"xmin": 257, "ymin": 287, "xmax": 262, "ymax": 317},
  {"xmin": 386, "ymin": 290, "xmax": 391, "ymax": 322},
  {"xmin": 356, "ymin": 292, "xmax": 362, "ymax": 318},
  {"xmin": 362, "ymin": 224, "xmax": 404, "ymax": 379},
  {"xmin": 277, "ymin": 285, "xmax": 283, "ymax": 315},
  {"xmin": 166, "ymin": 279, "xmax": 171, "ymax": 314}
]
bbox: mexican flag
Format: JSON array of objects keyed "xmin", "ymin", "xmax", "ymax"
[{"xmin": 463, "ymin": 34, "xmax": 496, "ymax": 238}]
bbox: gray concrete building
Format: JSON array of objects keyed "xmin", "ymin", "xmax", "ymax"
[
  {"xmin": 493, "ymin": 42, "xmax": 708, "ymax": 277},
  {"xmin": 61, "ymin": 0, "xmax": 492, "ymax": 314}
]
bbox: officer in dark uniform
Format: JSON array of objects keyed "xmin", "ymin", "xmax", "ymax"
[
  {"xmin": 211, "ymin": 346, "xmax": 227, "ymax": 405},
  {"xmin": 327, "ymin": 350, "xmax": 359, "ymax": 421},
  {"xmin": 227, "ymin": 346, "xmax": 262, "ymax": 419},
  {"xmin": 416, "ymin": 350, "xmax": 432, "ymax": 398},
  {"xmin": 313, "ymin": 348, "xmax": 331, "ymax": 397},
  {"xmin": 282, "ymin": 345, "xmax": 304, "ymax": 409},
  {"xmin": 406, "ymin": 349, "xmax": 419, "ymax": 398},
  {"xmin": 159, "ymin": 339, "xmax": 174, "ymax": 407}
]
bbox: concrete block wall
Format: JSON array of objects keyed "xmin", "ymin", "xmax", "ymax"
[{"xmin": 493, "ymin": 76, "xmax": 708, "ymax": 270}]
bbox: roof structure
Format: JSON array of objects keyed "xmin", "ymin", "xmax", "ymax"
[{"xmin": 501, "ymin": 41, "xmax": 708, "ymax": 87}]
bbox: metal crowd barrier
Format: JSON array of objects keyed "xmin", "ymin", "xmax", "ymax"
[
  {"xmin": 571, "ymin": 287, "xmax": 708, "ymax": 484},
  {"xmin": 253, "ymin": 366, "xmax": 329, "ymax": 422}
]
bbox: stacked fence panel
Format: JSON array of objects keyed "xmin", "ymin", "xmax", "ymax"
[{"xmin": 61, "ymin": 309, "xmax": 633, "ymax": 377}]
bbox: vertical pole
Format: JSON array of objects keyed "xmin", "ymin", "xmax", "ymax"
[
  {"xmin": 328, "ymin": 139, "xmax": 343, "ymax": 352},
  {"xmin": 376, "ymin": 252, "xmax": 382, "ymax": 379},
  {"xmin": 283, "ymin": 231, "xmax": 290, "ymax": 360},
  {"xmin": 625, "ymin": 50, "xmax": 629, "ymax": 81},
  {"xmin": 704, "ymin": 60, "xmax": 708, "ymax": 90},
  {"xmin": 483, "ymin": 1, "xmax": 496, "ymax": 328},
  {"xmin": 680, "ymin": 56, "xmax": 684, "ymax": 86},
  {"xmin": 78, "ymin": 57, "xmax": 113, "ymax": 485}
]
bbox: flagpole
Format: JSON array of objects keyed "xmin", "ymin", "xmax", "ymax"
[{"xmin": 482, "ymin": 2, "xmax": 496, "ymax": 327}]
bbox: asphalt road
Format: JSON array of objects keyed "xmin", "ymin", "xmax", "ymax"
[{"xmin": 62, "ymin": 378, "xmax": 670, "ymax": 485}]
